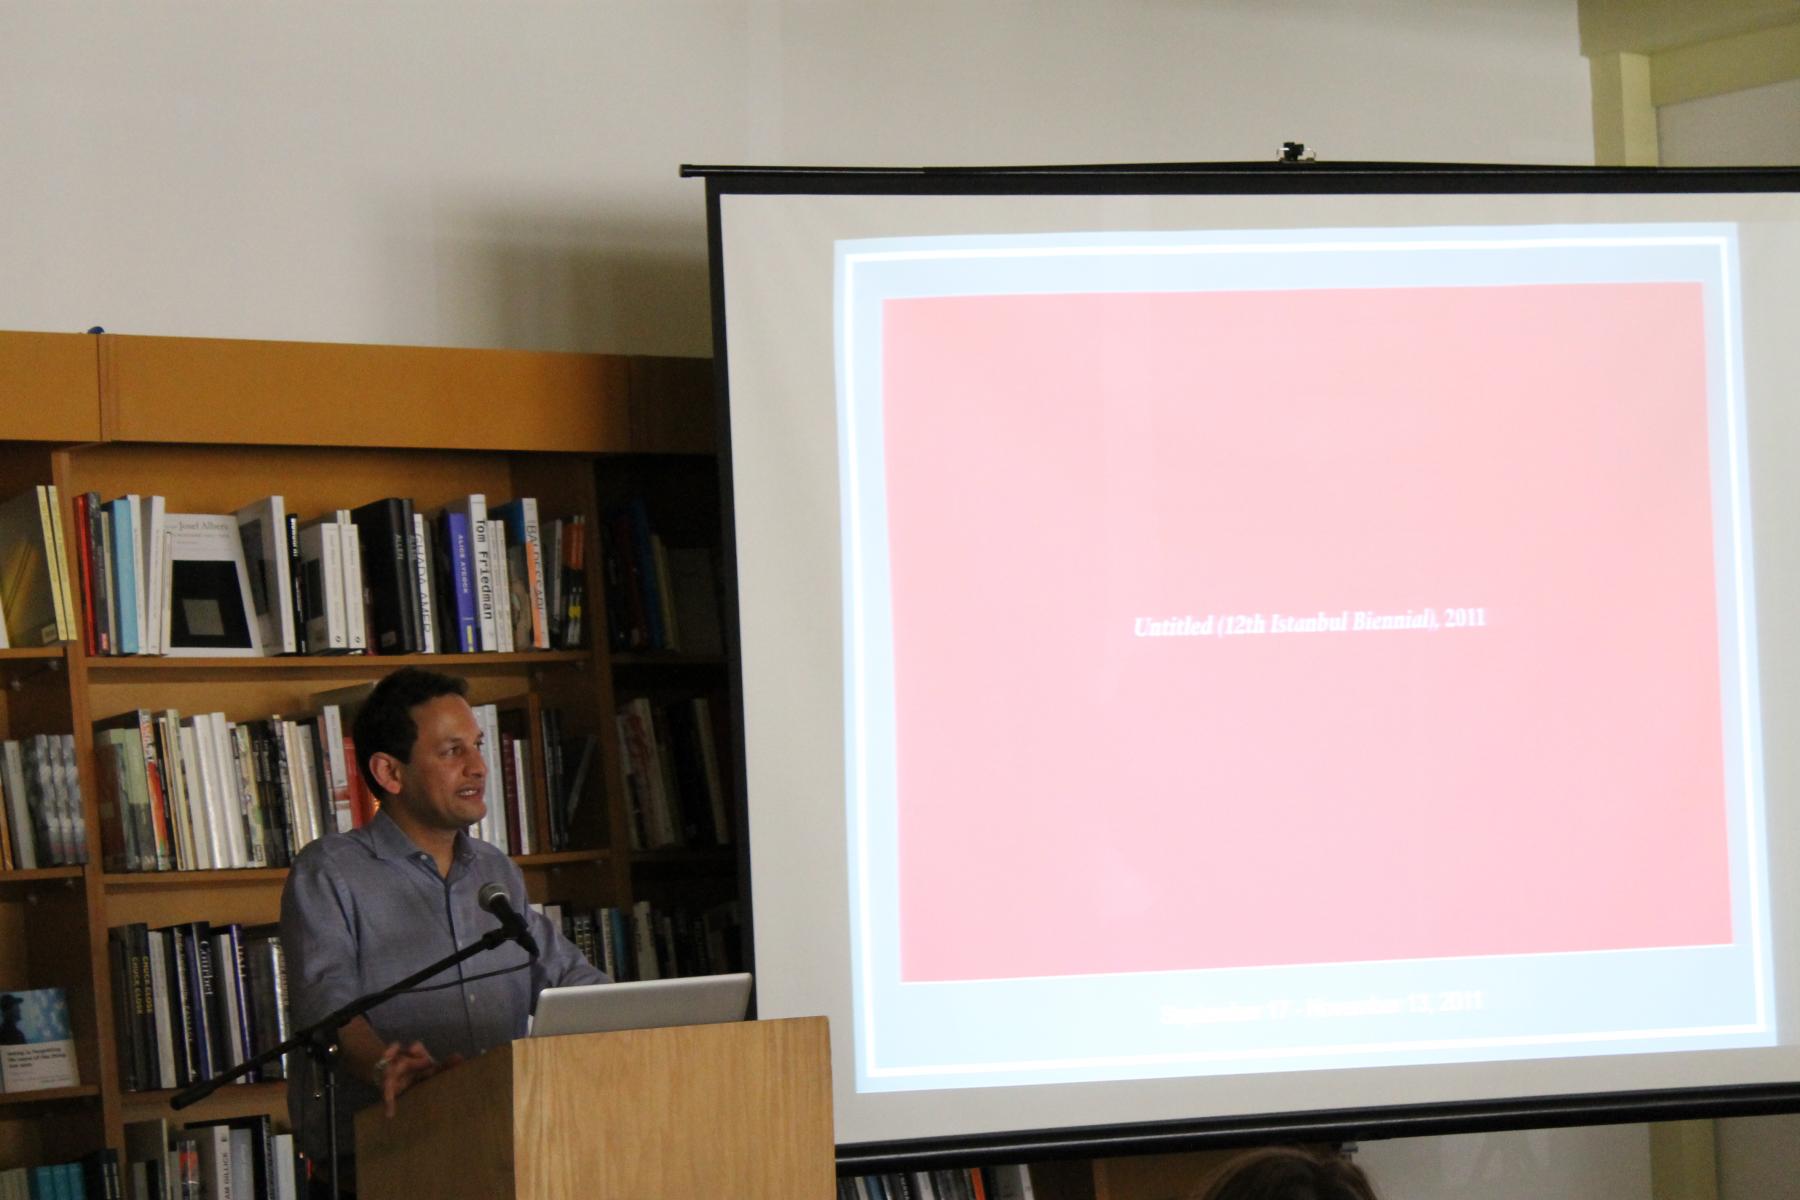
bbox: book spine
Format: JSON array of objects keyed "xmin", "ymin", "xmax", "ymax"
[
  {"xmin": 106, "ymin": 931, "xmax": 142, "ymax": 1092},
  {"xmin": 38, "ymin": 485, "xmax": 74, "ymax": 643},
  {"xmin": 285, "ymin": 512, "xmax": 308, "ymax": 654},
  {"xmin": 412, "ymin": 511, "xmax": 436, "ymax": 655},
  {"xmin": 108, "ymin": 497, "xmax": 139, "ymax": 655},
  {"xmin": 445, "ymin": 511, "xmax": 478, "ymax": 653},
  {"xmin": 513, "ymin": 498, "xmax": 548, "ymax": 649}
]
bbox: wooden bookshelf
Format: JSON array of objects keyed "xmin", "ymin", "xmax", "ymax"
[{"xmin": 0, "ymin": 330, "xmax": 728, "ymax": 1179}]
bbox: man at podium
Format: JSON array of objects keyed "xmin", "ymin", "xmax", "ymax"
[{"xmin": 281, "ymin": 668, "xmax": 608, "ymax": 1198}]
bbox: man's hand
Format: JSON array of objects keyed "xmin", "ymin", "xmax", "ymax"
[{"xmin": 374, "ymin": 1040, "xmax": 440, "ymax": 1116}]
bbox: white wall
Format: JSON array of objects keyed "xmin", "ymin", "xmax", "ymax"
[
  {"xmin": 1659, "ymin": 77, "xmax": 1800, "ymax": 166},
  {"xmin": 0, "ymin": 3, "xmax": 1656, "ymax": 1198},
  {"xmin": 0, "ymin": 0, "xmax": 1593, "ymax": 357}
]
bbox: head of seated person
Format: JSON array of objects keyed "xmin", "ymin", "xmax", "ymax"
[{"xmin": 1188, "ymin": 1146, "xmax": 1379, "ymax": 1200}]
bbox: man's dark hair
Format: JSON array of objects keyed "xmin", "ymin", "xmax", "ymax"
[
  {"xmin": 1191, "ymin": 1147, "xmax": 1380, "ymax": 1200},
  {"xmin": 353, "ymin": 667, "xmax": 471, "ymax": 796}
]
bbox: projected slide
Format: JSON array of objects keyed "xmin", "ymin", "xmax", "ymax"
[{"xmin": 834, "ymin": 225, "xmax": 1771, "ymax": 1091}]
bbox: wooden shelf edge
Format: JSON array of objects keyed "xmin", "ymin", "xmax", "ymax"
[
  {"xmin": 514, "ymin": 849, "xmax": 612, "ymax": 867},
  {"xmin": 118, "ymin": 1078, "xmax": 287, "ymax": 1120},
  {"xmin": 80, "ymin": 649, "xmax": 591, "ymax": 673},
  {"xmin": 104, "ymin": 868, "xmax": 289, "ymax": 889},
  {"xmin": 0, "ymin": 644, "xmax": 70, "ymax": 662},
  {"xmin": 107, "ymin": 849, "xmax": 606, "ymax": 884},
  {"xmin": 0, "ymin": 866, "xmax": 87, "ymax": 885},
  {"xmin": 0, "ymin": 1083, "xmax": 100, "ymax": 1108}
]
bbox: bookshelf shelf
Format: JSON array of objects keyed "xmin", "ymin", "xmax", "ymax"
[
  {"xmin": 0, "ymin": 866, "xmax": 86, "ymax": 887},
  {"xmin": 0, "ymin": 645, "xmax": 67, "ymax": 662},
  {"xmin": 80, "ymin": 649, "xmax": 591, "ymax": 675},
  {"xmin": 0, "ymin": 1085, "xmax": 101, "ymax": 1109},
  {"xmin": 102, "ymin": 868, "xmax": 290, "ymax": 890},
  {"xmin": 119, "ymin": 1079, "xmax": 287, "ymax": 1124},
  {"xmin": 515, "ymin": 849, "xmax": 612, "ymax": 868}
]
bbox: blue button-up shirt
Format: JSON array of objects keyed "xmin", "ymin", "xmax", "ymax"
[{"xmin": 280, "ymin": 811, "xmax": 606, "ymax": 1172}]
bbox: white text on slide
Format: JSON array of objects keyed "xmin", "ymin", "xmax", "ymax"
[{"xmin": 1133, "ymin": 608, "xmax": 1488, "ymax": 638}]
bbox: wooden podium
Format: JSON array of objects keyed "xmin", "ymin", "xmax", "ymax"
[{"xmin": 354, "ymin": 1017, "xmax": 835, "ymax": 1199}]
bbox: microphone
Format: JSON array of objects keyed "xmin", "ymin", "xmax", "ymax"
[{"xmin": 477, "ymin": 882, "xmax": 539, "ymax": 959}]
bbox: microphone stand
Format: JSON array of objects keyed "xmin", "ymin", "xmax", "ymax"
[{"xmin": 171, "ymin": 923, "xmax": 534, "ymax": 1200}]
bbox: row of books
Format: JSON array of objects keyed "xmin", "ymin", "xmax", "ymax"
[
  {"xmin": 601, "ymin": 498, "xmax": 723, "ymax": 655},
  {"xmin": 0, "ymin": 735, "xmax": 89, "ymax": 869},
  {"xmin": 615, "ymin": 695, "xmax": 731, "ymax": 850},
  {"xmin": 93, "ymin": 692, "xmax": 584, "ymax": 873},
  {"xmin": 93, "ymin": 704, "xmax": 366, "ymax": 874},
  {"xmin": 839, "ymin": 1166, "xmax": 1036, "ymax": 1200},
  {"xmin": 108, "ymin": 922, "xmax": 290, "ymax": 1095},
  {"xmin": 73, "ymin": 491, "xmax": 586, "ymax": 658},
  {"xmin": 542, "ymin": 898, "xmax": 742, "ymax": 982},
  {"xmin": 126, "ymin": 1115, "xmax": 299, "ymax": 1200},
  {"xmin": 0, "ymin": 1152, "xmax": 121, "ymax": 1200},
  {"xmin": 0, "ymin": 486, "xmax": 78, "ymax": 650}
]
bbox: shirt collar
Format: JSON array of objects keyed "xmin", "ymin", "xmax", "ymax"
[{"xmin": 367, "ymin": 809, "xmax": 477, "ymax": 866}]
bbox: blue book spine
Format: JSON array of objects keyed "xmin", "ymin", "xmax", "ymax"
[
  {"xmin": 625, "ymin": 497, "xmax": 665, "ymax": 649},
  {"xmin": 61, "ymin": 1161, "xmax": 85, "ymax": 1200},
  {"xmin": 108, "ymin": 499, "xmax": 140, "ymax": 655},
  {"xmin": 446, "ymin": 511, "xmax": 479, "ymax": 653}
]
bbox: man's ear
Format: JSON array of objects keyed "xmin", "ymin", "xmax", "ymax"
[{"xmin": 369, "ymin": 752, "xmax": 407, "ymax": 798}]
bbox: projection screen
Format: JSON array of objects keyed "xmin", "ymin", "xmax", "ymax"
[{"xmin": 690, "ymin": 164, "xmax": 1800, "ymax": 1166}]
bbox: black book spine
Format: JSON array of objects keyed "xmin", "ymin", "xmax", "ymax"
[
  {"xmin": 85, "ymin": 491, "xmax": 111, "ymax": 655},
  {"xmin": 226, "ymin": 925, "xmax": 256, "ymax": 1076},
  {"xmin": 350, "ymin": 498, "xmax": 421, "ymax": 655},
  {"xmin": 165, "ymin": 925, "xmax": 197, "ymax": 1086},
  {"xmin": 184, "ymin": 922, "xmax": 219, "ymax": 1083},
  {"xmin": 285, "ymin": 512, "xmax": 309, "ymax": 654},
  {"xmin": 252, "ymin": 723, "xmax": 291, "ymax": 868},
  {"xmin": 106, "ymin": 930, "xmax": 141, "ymax": 1093},
  {"xmin": 126, "ymin": 923, "xmax": 158, "ymax": 1089}
]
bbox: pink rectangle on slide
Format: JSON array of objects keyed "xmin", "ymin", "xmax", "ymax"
[{"xmin": 880, "ymin": 283, "xmax": 1732, "ymax": 982}]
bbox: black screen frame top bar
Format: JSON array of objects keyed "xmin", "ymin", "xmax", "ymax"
[
  {"xmin": 684, "ymin": 159, "xmax": 1800, "ymax": 195},
  {"xmin": 689, "ymin": 160, "xmax": 1800, "ymax": 1175}
]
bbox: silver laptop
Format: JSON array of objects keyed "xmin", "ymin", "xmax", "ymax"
[{"xmin": 529, "ymin": 972, "xmax": 753, "ymax": 1038}]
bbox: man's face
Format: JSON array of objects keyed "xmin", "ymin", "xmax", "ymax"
[{"xmin": 387, "ymin": 694, "xmax": 488, "ymax": 833}]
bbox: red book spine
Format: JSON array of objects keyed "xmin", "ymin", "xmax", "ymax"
[{"xmin": 500, "ymin": 732, "xmax": 523, "ymax": 853}]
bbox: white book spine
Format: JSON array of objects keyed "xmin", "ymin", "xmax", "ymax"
[
  {"xmin": 146, "ymin": 928, "xmax": 178, "ymax": 1088},
  {"xmin": 279, "ymin": 720, "xmax": 316, "ymax": 853},
  {"xmin": 487, "ymin": 521, "xmax": 515, "ymax": 653},
  {"xmin": 127, "ymin": 494, "xmax": 148, "ymax": 653},
  {"xmin": 481, "ymin": 704, "xmax": 503, "ymax": 850},
  {"xmin": 273, "ymin": 1133, "xmax": 298, "ymax": 1200},
  {"xmin": 322, "ymin": 523, "xmax": 347, "ymax": 651},
  {"xmin": 319, "ymin": 706, "xmax": 353, "ymax": 833},
  {"xmin": 233, "ymin": 724, "xmax": 268, "ymax": 870},
  {"xmin": 513, "ymin": 738, "xmax": 534, "ymax": 855},
  {"xmin": 207, "ymin": 713, "xmax": 249, "ymax": 868},
  {"xmin": 1, "ymin": 743, "xmax": 35, "ymax": 870},
  {"xmin": 179, "ymin": 722, "xmax": 222, "ymax": 870},
  {"xmin": 411, "ymin": 511, "xmax": 436, "ymax": 654},
  {"xmin": 290, "ymin": 720, "xmax": 323, "ymax": 846},
  {"xmin": 465, "ymin": 495, "xmax": 495, "ymax": 651},
  {"xmin": 339, "ymin": 518, "xmax": 367, "ymax": 653},
  {"xmin": 142, "ymin": 495, "xmax": 166, "ymax": 654}
]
